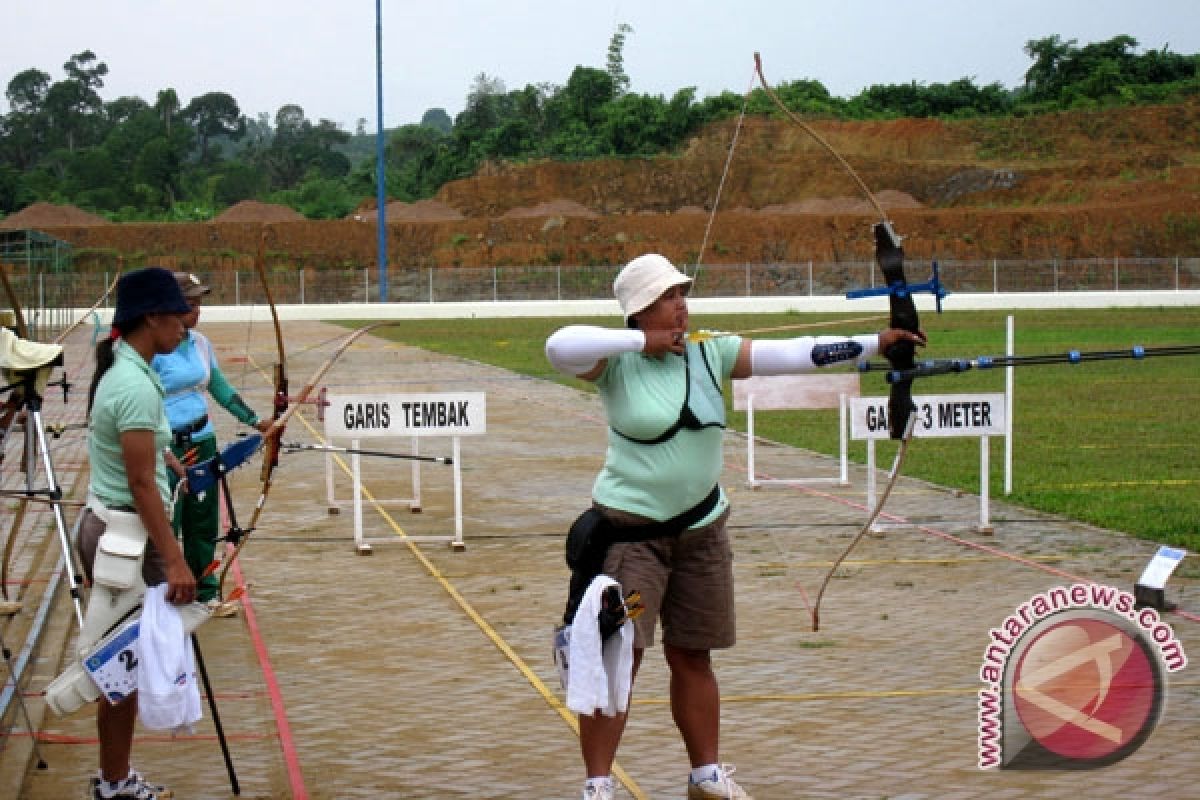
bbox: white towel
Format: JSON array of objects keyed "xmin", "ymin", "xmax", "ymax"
[
  {"xmin": 136, "ymin": 585, "xmax": 202, "ymax": 733},
  {"xmin": 566, "ymin": 575, "xmax": 634, "ymax": 717}
]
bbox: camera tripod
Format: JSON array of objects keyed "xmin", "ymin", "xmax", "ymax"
[{"xmin": 1, "ymin": 351, "xmax": 86, "ymax": 627}]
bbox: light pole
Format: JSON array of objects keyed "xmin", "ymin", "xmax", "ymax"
[{"xmin": 374, "ymin": 0, "xmax": 388, "ymax": 302}]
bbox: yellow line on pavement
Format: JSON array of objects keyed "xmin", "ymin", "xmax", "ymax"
[{"xmin": 295, "ymin": 413, "xmax": 647, "ymax": 800}]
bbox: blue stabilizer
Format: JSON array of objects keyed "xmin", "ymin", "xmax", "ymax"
[
  {"xmin": 846, "ymin": 261, "xmax": 948, "ymax": 312},
  {"xmin": 186, "ymin": 434, "xmax": 263, "ymax": 495}
]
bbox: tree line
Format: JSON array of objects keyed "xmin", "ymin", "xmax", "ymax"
[{"xmin": 0, "ymin": 33, "xmax": 1196, "ymax": 222}]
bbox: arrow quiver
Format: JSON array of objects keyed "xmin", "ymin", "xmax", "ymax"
[{"xmin": 875, "ymin": 222, "xmax": 918, "ymax": 439}]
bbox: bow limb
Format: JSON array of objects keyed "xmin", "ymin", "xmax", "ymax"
[
  {"xmin": 809, "ymin": 230, "xmax": 922, "ymax": 628},
  {"xmin": 53, "ymin": 272, "xmax": 119, "ymax": 345},
  {"xmin": 810, "ymin": 412, "xmax": 916, "ymax": 631},
  {"xmin": 218, "ymin": 231, "xmax": 287, "ymax": 598},
  {"xmin": 0, "ymin": 261, "xmax": 30, "ymax": 339},
  {"xmin": 217, "ymin": 320, "xmax": 397, "ymax": 592},
  {"xmin": 754, "ymin": 52, "xmax": 890, "ymax": 224},
  {"xmin": 1, "ymin": 261, "xmax": 31, "ymax": 602},
  {"xmin": 256, "ymin": 229, "xmax": 289, "ymax": 496}
]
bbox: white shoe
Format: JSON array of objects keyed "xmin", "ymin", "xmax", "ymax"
[
  {"xmin": 581, "ymin": 777, "xmax": 615, "ymax": 800},
  {"xmin": 687, "ymin": 764, "xmax": 753, "ymax": 799}
]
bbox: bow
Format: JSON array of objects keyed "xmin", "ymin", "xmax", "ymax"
[
  {"xmin": 215, "ymin": 230, "xmax": 287, "ymax": 597},
  {"xmin": 753, "ymin": 53, "xmax": 929, "ymax": 629},
  {"xmin": 216, "ymin": 320, "xmax": 401, "ymax": 594}
]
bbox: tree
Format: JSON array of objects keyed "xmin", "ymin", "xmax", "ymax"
[
  {"xmin": 62, "ymin": 50, "xmax": 108, "ymax": 93},
  {"xmin": 3, "ymin": 69, "xmax": 52, "ymax": 169},
  {"xmin": 258, "ymin": 106, "xmax": 350, "ymax": 190},
  {"xmin": 44, "ymin": 51, "xmax": 108, "ymax": 151},
  {"xmin": 155, "ymin": 89, "xmax": 181, "ymax": 136},
  {"xmin": 6, "ymin": 68, "xmax": 51, "ymax": 114},
  {"xmin": 1024, "ymin": 35, "xmax": 1078, "ymax": 101},
  {"xmin": 183, "ymin": 91, "xmax": 244, "ymax": 162},
  {"xmin": 606, "ymin": 23, "xmax": 634, "ymax": 96},
  {"xmin": 552, "ymin": 66, "xmax": 615, "ymax": 130},
  {"xmin": 106, "ymin": 96, "xmax": 151, "ymax": 126},
  {"xmin": 420, "ymin": 107, "xmax": 453, "ymax": 134}
]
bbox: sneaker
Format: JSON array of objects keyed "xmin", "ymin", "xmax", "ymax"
[
  {"xmin": 581, "ymin": 777, "xmax": 615, "ymax": 800},
  {"xmin": 687, "ymin": 764, "xmax": 753, "ymax": 799},
  {"xmin": 89, "ymin": 769, "xmax": 173, "ymax": 799}
]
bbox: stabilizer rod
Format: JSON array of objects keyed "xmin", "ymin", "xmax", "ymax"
[
  {"xmin": 859, "ymin": 344, "xmax": 1200, "ymax": 384},
  {"xmin": 281, "ymin": 441, "xmax": 453, "ymax": 465}
]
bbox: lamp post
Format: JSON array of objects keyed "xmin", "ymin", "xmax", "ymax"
[{"xmin": 374, "ymin": 0, "xmax": 388, "ymax": 302}]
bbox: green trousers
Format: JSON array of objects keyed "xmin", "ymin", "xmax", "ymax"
[{"xmin": 169, "ymin": 434, "xmax": 221, "ymax": 602}]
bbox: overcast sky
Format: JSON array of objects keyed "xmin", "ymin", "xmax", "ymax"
[{"xmin": 4, "ymin": 1, "xmax": 1199, "ymax": 132}]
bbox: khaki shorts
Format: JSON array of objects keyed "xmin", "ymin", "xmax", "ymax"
[
  {"xmin": 76, "ymin": 507, "xmax": 167, "ymax": 587},
  {"xmin": 598, "ymin": 504, "xmax": 735, "ymax": 651}
]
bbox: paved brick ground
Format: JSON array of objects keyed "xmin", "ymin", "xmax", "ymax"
[{"xmin": 5, "ymin": 321, "xmax": 1197, "ymax": 799}]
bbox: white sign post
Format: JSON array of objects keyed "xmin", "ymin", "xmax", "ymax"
[
  {"xmin": 850, "ymin": 393, "xmax": 1007, "ymax": 533},
  {"xmin": 324, "ymin": 392, "xmax": 486, "ymax": 552}
]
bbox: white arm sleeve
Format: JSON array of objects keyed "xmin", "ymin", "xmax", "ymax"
[
  {"xmin": 750, "ymin": 334, "xmax": 880, "ymax": 376},
  {"xmin": 545, "ymin": 325, "xmax": 646, "ymax": 376}
]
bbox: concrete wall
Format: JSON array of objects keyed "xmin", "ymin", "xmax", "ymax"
[
  {"xmin": 194, "ymin": 289, "xmax": 1200, "ymax": 324},
  {"xmin": 71, "ymin": 289, "xmax": 1200, "ymax": 325}
]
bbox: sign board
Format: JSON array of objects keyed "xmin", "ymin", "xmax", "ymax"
[
  {"xmin": 325, "ymin": 392, "xmax": 486, "ymax": 439},
  {"xmin": 1138, "ymin": 546, "xmax": 1186, "ymax": 590},
  {"xmin": 851, "ymin": 394, "xmax": 1006, "ymax": 440},
  {"xmin": 732, "ymin": 373, "xmax": 860, "ymax": 411}
]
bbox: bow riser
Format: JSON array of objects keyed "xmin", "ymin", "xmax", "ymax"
[{"xmin": 874, "ymin": 223, "xmax": 919, "ymax": 440}]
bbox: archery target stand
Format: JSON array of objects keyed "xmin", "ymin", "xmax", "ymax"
[{"xmin": 323, "ymin": 392, "xmax": 486, "ymax": 553}]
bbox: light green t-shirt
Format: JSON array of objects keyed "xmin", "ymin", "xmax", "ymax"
[
  {"xmin": 593, "ymin": 335, "xmax": 742, "ymax": 523},
  {"xmin": 88, "ymin": 339, "xmax": 172, "ymax": 508}
]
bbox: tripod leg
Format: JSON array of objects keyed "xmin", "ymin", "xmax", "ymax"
[
  {"xmin": 28, "ymin": 406, "xmax": 85, "ymax": 627},
  {"xmin": 0, "ymin": 629, "xmax": 48, "ymax": 769},
  {"xmin": 191, "ymin": 633, "xmax": 240, "ymax": 795}
]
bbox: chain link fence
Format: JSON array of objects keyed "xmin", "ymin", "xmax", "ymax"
[{"xmin": 3, "ymin": 258, "xmax": 1198, "ymax": 332}]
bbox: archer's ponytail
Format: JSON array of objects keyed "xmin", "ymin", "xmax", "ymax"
[{"xmin": 87, "ymin": 337, "xmax": 117, "ymax": 414}]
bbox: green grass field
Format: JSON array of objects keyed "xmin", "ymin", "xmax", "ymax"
[{"xmin": 338, "ymin": 307, "xmax": 1200, "ymax": 551}]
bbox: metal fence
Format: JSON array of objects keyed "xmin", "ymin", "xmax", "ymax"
[{"xmin": 3, "ymin": 258, "xmax": 1198, "ymax": 329}]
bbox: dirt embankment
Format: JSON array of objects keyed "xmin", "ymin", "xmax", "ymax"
[{"xmin": 9, "ymin": 101, "xmax": 1200, "ymax": 270}]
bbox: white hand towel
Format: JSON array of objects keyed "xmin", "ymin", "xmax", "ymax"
[
  {"xmin": 566, "ymin": 575, "xmax": 634, "ymax": 717},
  {"xmin": 136, "ymin": 584, "xmax": 202, "ymax": 733}
]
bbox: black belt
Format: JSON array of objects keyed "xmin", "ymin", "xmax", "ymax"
[
  {"xmin": 172, "ymin": 415, "xmax": 209, "ymax": 447},
  {"xmin": 173, "ymin": 415, "xmax": 209, "ymax": 437}
]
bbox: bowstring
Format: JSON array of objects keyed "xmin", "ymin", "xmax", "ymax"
[{"xmin": 690, "ymin": 62, "xmax": 757, "ymax": 292}]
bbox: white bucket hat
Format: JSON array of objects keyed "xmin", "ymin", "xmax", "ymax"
[{"xmin": 613, "ymin": 254, "xmax": 692, "ymax": 320}]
